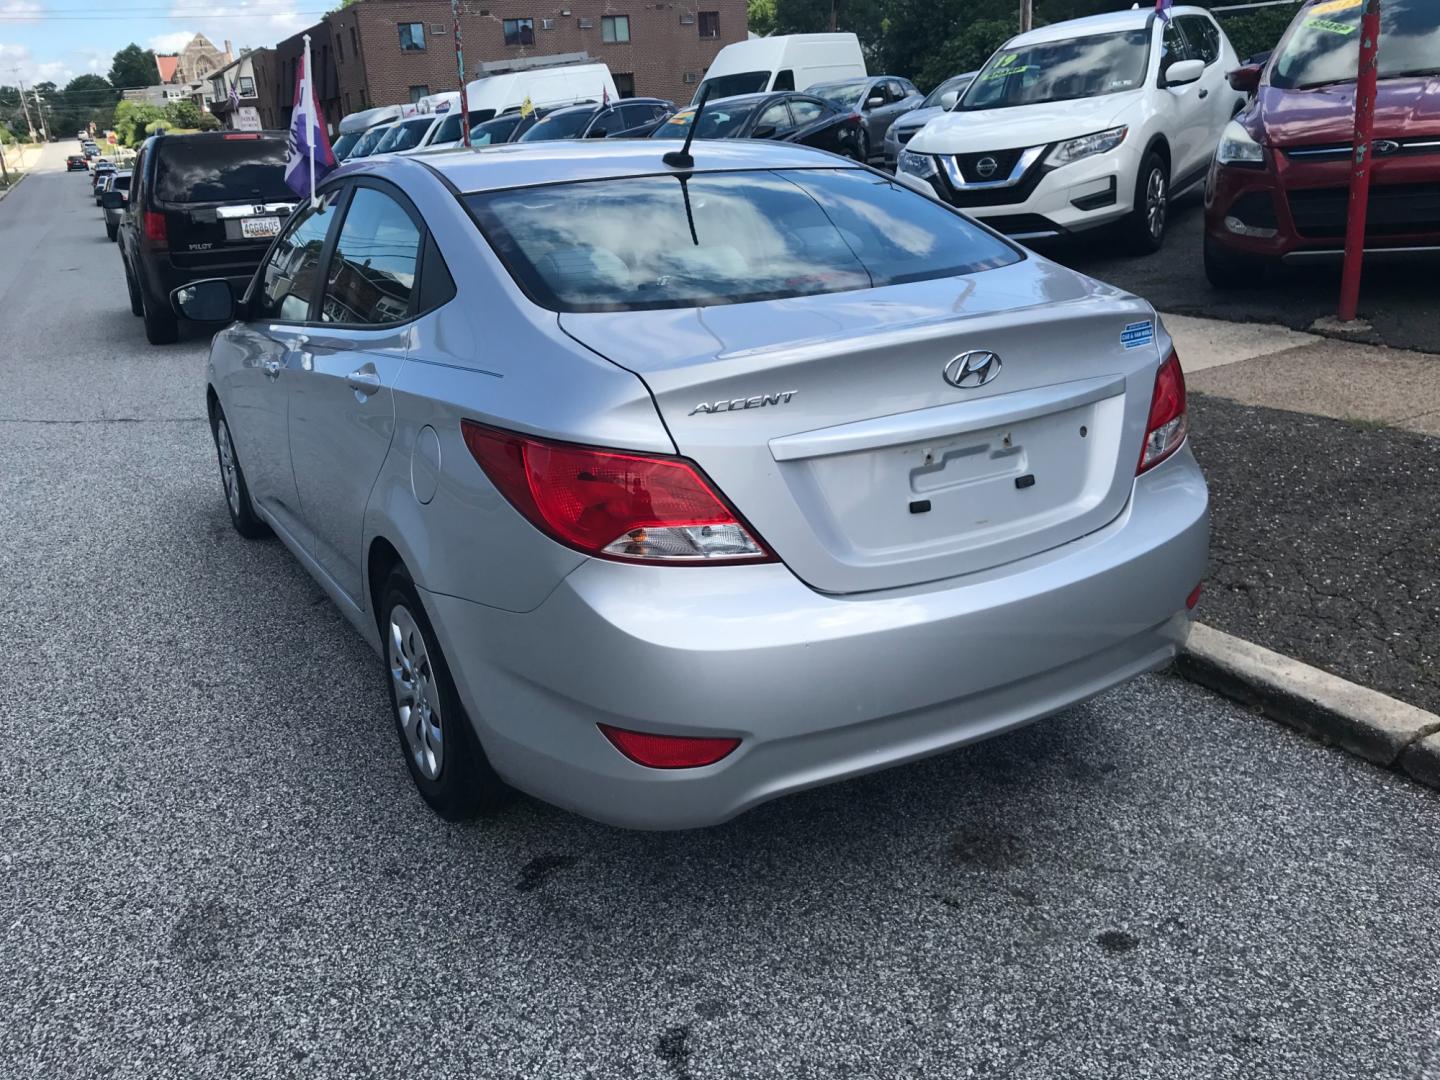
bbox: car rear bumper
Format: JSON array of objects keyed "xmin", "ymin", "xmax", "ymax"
[
  {"xmin": 135, "ymin": 252, "xmax": 259, "ymax": 309},
  {"xmin": 422, "ymin": 445, "xmax": 1209, "ymax": 830}
]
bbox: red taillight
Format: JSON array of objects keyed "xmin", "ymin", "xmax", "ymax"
[
  {"xmin": 143, "ymin": 210, "xmax": 167, "ymax": 248},
  {"xmin": 1138, "ymin": 350, "xmax": 1188, "ymax": 474},
  {"xmin": 459, "ymin": 420, "xmax": 773, "ymax": 564},
  {"xmin": 598, "ymin": 724, "xmax": 740, "ymax": 769},
  {"xmin": 1186, "ymin": 583, "xmax": 1203, "ymax": 610},
  {"xmin": 223, "ymin": 133, "xmax": 261, "ymax": 140}
]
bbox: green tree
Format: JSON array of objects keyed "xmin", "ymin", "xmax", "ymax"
[
  {"xmin": 113, "ymin": 99, "xmax": 165, "ymax": 147},
  {"xmin": 165, "ymin": 98, "xmax": 203, "ymax": 129},
  {"xmin": 747, "ymin": 0, "xmax": 776, "ymax": 37},
  {"xmin": 109, "ymin": 44, "xmax": 159, "ymax": 91}
]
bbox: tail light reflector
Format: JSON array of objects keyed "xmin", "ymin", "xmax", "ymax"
[
  {"xmin": 143, "ymin": 210, "xmax": 168, "ymax": 248},
  {"xmin": 1138, "ymin": 350, "xmax": 1188, "ymax": 474},
  {"xmin": 598, "ymin": 724, "xmax": 740, "ymax": 769},
  {"xmin": 1186, "ymin": 583, "xmax": 1203, "ymax": 610},
  {"xmin": 460, "ymin": 420, "xmax": 773, "ymax": 564}
]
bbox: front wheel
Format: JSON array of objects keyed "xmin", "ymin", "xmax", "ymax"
[
  {"xmin": 852, "ymin": 130, "xmax": 870, "ymax": 164},
  {"xmin": 381, "ymin": 568, "xmax": 507, "ymax": 821},
  {"xmin": 1121, "ymin": 152, "xmax": 1170, "ymax": 255}
]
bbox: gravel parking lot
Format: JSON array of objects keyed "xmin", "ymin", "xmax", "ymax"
[{"xmin": 4, "ymin": 147, "xmax": 1440, "ymax": 1080}]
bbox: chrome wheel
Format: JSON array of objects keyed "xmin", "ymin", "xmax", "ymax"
[
  {"xmin": 1146, "ymin": 167, "xmax": 1168, "ymax": 242},
  {"xmin": 216, "ymin": 418, "xmax": 240, "ymax": 516},
  {"xmin": 389, "ymin": 604, "xmax": 444, "ymax": 781}
]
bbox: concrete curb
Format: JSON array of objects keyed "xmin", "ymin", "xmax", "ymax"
[
  {"xmin": 1177, "ymin": 623, "xmax": 1440, "ymax": 792},
  {"xmin": 0, "ymin": 170, "xmax": 27, "ymax": 201}
]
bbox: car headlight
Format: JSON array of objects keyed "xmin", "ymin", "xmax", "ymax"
[
  {"xmin": 1047, "ymin": 126, "xmax": 1129, "ymax": 167},
  {"xmin": 1216, "ymin": 120, "xmax": 1265, "ymax": 167},
  {"xmin": 898, "ymin": 149, "xmax": 937, "ymax": 179}
]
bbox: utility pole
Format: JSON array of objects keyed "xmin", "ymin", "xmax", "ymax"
[
  {"xmin": 31, "ymin": 87, "xmax": 49, "ymax": 142},
  {"xmin": 1020, "ymin": 0, "xmax": 1034, "ymax": 33},
  {"xmin": 11, "ymin": 69, "xmax": 37, "ymax": 141}
]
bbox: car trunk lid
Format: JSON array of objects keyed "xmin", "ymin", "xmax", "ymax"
[{"xmin": 560, "ymin": 261, "xmax": 1167, "ymax": 594}]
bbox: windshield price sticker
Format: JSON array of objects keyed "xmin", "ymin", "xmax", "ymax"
[
  {"xmin": 983, "ymin": 54, "xmax": 1034, "ymax": 81},
  {"xmin": 1310, "ymin": 0, "xmax": 1362, "ymax": 14},
  {"xmin": 1306, "ymin": 17, "xmax": 1359, "ymax": 35}
]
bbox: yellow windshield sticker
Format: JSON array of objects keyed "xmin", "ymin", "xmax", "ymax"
[
  {"xmin": 982, "ymin": 55, "xmax": 1033, "ymax": 81},
  {"xmin": 1310, "ymin": 0, "xmax": 1361, "ymax": 14},
  {"xmin": 1306, "ymin": 16, "xmax": 1358, "ymax": 34}
]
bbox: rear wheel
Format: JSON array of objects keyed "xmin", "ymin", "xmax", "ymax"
[
  {"xmin": 140, "ymin": 280, "xmax": 179, "ymax": 345},
  {"xmin": 123, "ymin": 258, "xmax": 143, "ymax": 317},
  {"xmin": 380, "ymin": 568, "xmax": 507, "ymax": 821},
  {"xmin": 852, "ymin": 131, "xmax": 870, "ymax": 164},
  {"xmin": 106, "ymin": 222, "xmax": 118, "ymax": 242},
  {"xmin": 1204, "ymin": 234, "xmax": 1273, "ymax": 289},
  {"xmin": 1122, "ymin": 152, "xmax": 1170, "ymax": 254}
]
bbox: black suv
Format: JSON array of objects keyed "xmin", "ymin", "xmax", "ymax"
[{"xmin": 114, "ymin": 131, "xmax": 295, "ymax": 345}]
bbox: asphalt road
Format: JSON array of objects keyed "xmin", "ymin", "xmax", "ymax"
[
  {"xmin": 1034, "ymin": 190, "xmax": 1440, "ymax": 356},
  {"xmin": 3, "ymin": 145, "xmax": 1440, "ymax": 1080}
]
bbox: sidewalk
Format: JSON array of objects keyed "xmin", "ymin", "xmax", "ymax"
[
  {"xmin": 0, "ymin": 143, "xmax": 50, "ymax": 201},
  {"xmin": 1165, "ymin": 313, "xmax": 1438, "ymax": 715}
]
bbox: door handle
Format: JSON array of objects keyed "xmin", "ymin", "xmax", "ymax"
[
  {"xmin": 347, "ymin": 368, "xmax": 382, "ymax": 396},
  {"xmin": 262, "ymin": 359, "xmax": 281, "ymax": 379}
]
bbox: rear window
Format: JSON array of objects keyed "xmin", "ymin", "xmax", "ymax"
[
  {"xmin": 466, "ymin": 168, "xmax": 1020, "ymax": 313},
  {"xmin": 1272, "ymin": 0, "xmax": 1439, "ymax": 89},
  {"xmin": 153, "ymin": 136, "xmax": 291, "ymax": 203},
  {"xmin": 519, "ymin": 108, "xmax": 596, "ymax": 141},
  {"xmin": 809, "ymin": 81, "xmax": 868, "ymax": 107},
  {"xmin": 652, "ymin": 101, "xmax": 759, "ymax": 139},
  {"xmin": 113, "ymin": 175, "xmax": 131, "ymax": 191},
  {"xmin": 696, "ymin": 71, "xmax": 771, "ymax": 100}
]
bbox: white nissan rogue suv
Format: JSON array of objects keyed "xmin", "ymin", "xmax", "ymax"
[{"xmin": 896, "ymin": 7, "xmax": 1246, "ymax": 252}]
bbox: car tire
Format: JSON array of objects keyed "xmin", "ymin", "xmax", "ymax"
[
  {"xmin": 380, "ymin": 567, "xmax": 507, "ymax": 822},
  {"xmin": 140, "ymin": 281, "xmax": 179, "ymax": 345},
  {"xmin": 1204, "ymin": 234, "xmax": 1272, "ymax": 289},
  {"xmin": 853, "ymin": 131, "xmax": 870, "ymax": 164},
  {"xmin": 123, "ymin": 259, "xmax": 144, "ymax": 317},
  {"xmin": 212, "ymin": 408, "xmax": 270, "ymax": 540},
  {"xmin": 106, "ymin": 222, "xmax": 118, "ymax": 242},
  {"xmin": 1122, "ymin": 151, "xmax": 1170, "ymax": 255}
]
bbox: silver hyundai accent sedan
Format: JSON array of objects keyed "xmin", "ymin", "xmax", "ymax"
[{"xmin": 176, "ymin": 139, "xmax": 1207, "ymax": 830}]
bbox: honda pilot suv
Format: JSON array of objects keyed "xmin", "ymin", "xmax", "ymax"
[
  {"xmin": 115, "ymin": 131, "xmax": 294, "ymax": 344},
  {"xmin": 1204, "ymin": 0, "xmax": 1440, "ymax": 284}
]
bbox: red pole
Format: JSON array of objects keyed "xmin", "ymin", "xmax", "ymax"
[
  {"xmin": 452, "ymin": 0, "xmax": 471, "ymax": 148},
  {"xmin": 1338, "ymin": 0, "xmax": 1382, "ymax": 323}
]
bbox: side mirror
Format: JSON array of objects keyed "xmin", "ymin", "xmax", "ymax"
[
  {"xmin": 1165, "ymin": 60, "xmax": 1205, "ymax": 87},
  {"xmin": 864, "ymin": 94, "xmax": 885, "ymax": 110},
  {"xmin": 171, "ymin": 278, "xmax": 236, "ymax": 323},
  {"xmin": 1228, "ymin": 64, "xmax": 1262, "ymax": 94},
  {"xmin": 585, "ymin": 126, "xmax": 608, "ymax": 138},
  {"xmin": 939, "ymin": 91, "xmax": 959, "ymax": 110},
  {"xmin": 750, "ymin": 124, "xmax": 778, "ymax": 140},
  {"xmin": 100, "ymin": 190, "xmax": 124, "ymax": 209}
]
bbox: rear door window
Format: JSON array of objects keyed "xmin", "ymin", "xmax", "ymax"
[
  {"xmin": 321, "ymin": 187, "xmax": 423, "ymax": 325},
  {"xmin": 788, "ymin": 98, "xmax": 825, "ymax": 126},
  {"xmin": 153, "ymin": 135, "xmax": 291, "ymax": 203},
  {"xmin": 756, "ymin": 100, "xmax": 794, "ymax": 135}
]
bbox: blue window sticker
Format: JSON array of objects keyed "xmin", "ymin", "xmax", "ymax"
[{"xmin": 1121, "ymin": 320, "xmax": 1155, "ymax": 350}]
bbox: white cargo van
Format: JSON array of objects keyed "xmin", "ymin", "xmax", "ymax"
[
  {"xmin": 693, "ymin": 33, "xmax": 865, "ymax": 102},
  {"xmin": 417, "ymin": 63, "xmax": 618, "ymax": 151},
  {"xmin": 333, "ymin": 103, "xmax": 420, "ymax": 160}
]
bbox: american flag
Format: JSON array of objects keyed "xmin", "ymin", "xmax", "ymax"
[
  {"xmin": 602, "ymin": 84, "xmax": 610, "ymax": 107},
  {"xmin": 228, "ymin": 80, "xmax": 240, "ymax": 107}
]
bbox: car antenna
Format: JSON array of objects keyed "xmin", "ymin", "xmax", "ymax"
[{"xmin": 663, "ymin": 83, "xmax": 712, "ymax": 170}]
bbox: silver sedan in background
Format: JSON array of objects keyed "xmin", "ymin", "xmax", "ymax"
[
  {"xmin": 177, "ymin": 139, "xmax": 1207, "ymax": 830},
  {"xmin": 882, "ymin": 72, "xmax": 978, "ymax": 170}
]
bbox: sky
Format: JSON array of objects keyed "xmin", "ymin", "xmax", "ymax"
[{"xmin": 0, "ymin": 0, "xmax": 330, "ymax": 88}]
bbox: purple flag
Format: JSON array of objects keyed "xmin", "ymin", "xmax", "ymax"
[{"xmin": 284, "ymin": 44, "xmax": 335, "ymax": 203}]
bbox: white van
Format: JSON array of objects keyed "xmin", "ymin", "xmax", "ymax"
[
  {"xmin": 693, "ymin": 33, "xmax": 865, "ymax": 103},
  {"xmin": 334, "ymin": 103, "xmax": 420, "ymax": 160},
  {"xmin": 417, "ymin": 63, "xmax": 618, "ymax": 151},
  {"xmin": 415, "ymin": 91, "xmax": 460, "ymax": 115}
]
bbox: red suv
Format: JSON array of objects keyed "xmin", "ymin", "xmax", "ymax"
[{"xmin": 1204, "ymin": 0, "xmax": 1440, "ymax": 285}]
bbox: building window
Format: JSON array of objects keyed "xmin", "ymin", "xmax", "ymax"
[
  {"xmin": 345, "ymin": 92, "xmax": 352, "ymax": 112},
  {"xmin": 541, "ymin": 17, "xmax": 555, "ymax": 29},
  {"xmin": 409, "ymin": 85, "xmax": 430, "ymax": 103},
  {"xmin": 614, "ymin": 73, "xmax": 635, "ymax": 98},
  {"xmin": 336, "ymin": 32, "xmax": 344, "ymax": 63},
  {"xmin": 398, "ymin": 22, "xmax": 426, "ymax": 51},
  {"xmin": 239, "ymin": 76, "xmax": 255, "ymax": 97},
  {"xmin": 698, "ymin": 11, "xmax": 719, "ymax": 38},
  {"xmin": 503, "ymin": 18, "xmax": 535, "ymax": 46},
  {"xmin": 601, "ymin": 15, "xmax": 630, "ymax": 43},
  {"xmin": 351, "ymin": 26, "xmax": 359, "ymax": 57}
]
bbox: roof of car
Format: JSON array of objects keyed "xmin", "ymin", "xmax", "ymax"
[
  {"xmin": 1008, "ymin": 5, "xmax": 1203, "ymax": 46},
  {"xmin": 376, "ymin": 138, "xmax": 853, "ymax": 194}
]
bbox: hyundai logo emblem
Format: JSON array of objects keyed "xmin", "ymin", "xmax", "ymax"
[
  {"xmin": 944, "ymin": 350, "xmax": 1003, "ymax": 389},
  {"xmin": 975, "ymin": 156, "xmax": 1000, "ymax": 179},
  {"xmin": 1372, "ymin": 139, "xmax": 1401, "ymax": 156}
]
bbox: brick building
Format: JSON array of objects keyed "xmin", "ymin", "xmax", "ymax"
[{"xmin": 321, "ymin": 0, "xmax": 746, "ymax": 119}]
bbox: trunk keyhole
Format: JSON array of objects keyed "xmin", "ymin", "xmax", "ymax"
[{"xmin": 1079, "ymin": 425, "xmax": 1088, "ymax": 438}]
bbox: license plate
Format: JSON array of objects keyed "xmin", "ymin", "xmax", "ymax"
[{"xmin": 240, "ymin": 215, "xmax": 281, "ymax": 239}]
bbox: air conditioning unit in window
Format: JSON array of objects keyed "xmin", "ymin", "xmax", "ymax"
[
  {"xmin": 683, "ymin": 71, "xmax": 698, "ymax": 84},
  {"xmin": 431, "ymin": 23, "xmax": 447, "ymax": 34},
  {"xmin": 541, "ymin": 17, "xmax": 555, "ymax": 28},
  {"xmin": 680, "ymin": 12, "xmax": 695, "ymax": 22},
  {"xmin": 577, "ymin": 17, "xmax": 593, "ymax": 27}
]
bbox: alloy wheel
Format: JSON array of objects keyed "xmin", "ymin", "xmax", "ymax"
[
  {"xmin": 216, "ymin": 418, "xmax": 241, "ymax": 516},
  {"xmin": 388, "ymin": 604, "xmax": 444, "ymax": 781},
  {"xmin": 1146, "ymin": 168, "xmax": 1168, "ymax": 242}
]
